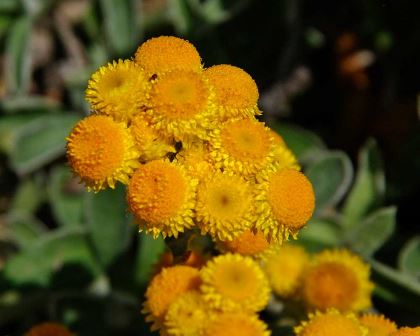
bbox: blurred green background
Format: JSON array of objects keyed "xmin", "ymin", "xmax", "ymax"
[{"xmin": 0, "ymin": 0, "xmax": 419, "ymax": 335}]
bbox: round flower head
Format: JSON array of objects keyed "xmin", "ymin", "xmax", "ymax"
[
  {"xmin": 391, "ymin": 328, "xmax": 420, "ymax": 336},
  {"xmin": 66, "ymin": 115, "xmax": 140, "ymax": 192},
  {"xmin": 195, "ymin": 172, "xmax": 254, "ymax": 241},
  {"xmin": 135, "ymin": 36, "xmax": 202, "ymax": 76},
  {"xmin": 130, "ymin": 115, "xmax": 175, "ymax": 162},
  {"xmin": 301, "ymin": 249, "xmax": 374, "ymax": 312},
  {"xmin": 143, "ymin": 266, "xmax": 202, "ymax": 330},
  {"xmin": 359, "ymin": 314, "xmax": 397, "ymax": 336},
  {"xmin": 271, "ymin": 144, "xmax": 300, "ymax": 171},
  {"xmin": 255, "ymin": 168, "xmax": 315, "ymax": 242},
  {"xmin": 205, "ymin": 64, "xmax": 260, "ymax": 120},
  {"xmin": 86, "ymin": 59, "xmax": 149, "ymax": 122},
  {"xmin": 218, "ymin": 229, "xmax": 278, "ymax": 260},
  {"xmin": 295, "ymin": 309, "xmax": 368, "ymax": 336},
  {"xmin": 204, "ymin": 312, "xmax": 270, "ymax": 336},
  {"xmin": 209, "ymin": 118, "xmax": 275, "ymax": 178},
  {"xmin": 164, "ymin": 291, "xmax": 210, "ymax": 336},
  {"xmin": 147, "ymin": 69, "xmax": 216, "ymax": 141},
  {"xmin": 127, "ymin": 160, "xmax": 197, "ymax": 238},
  {"xmin": 200, "ymin": 253, "xmax": 270, "ymax": 312},
  {"xmin": 25, "ymin": 322, "xmax": 74, "ymax": 336},
  {"xmin": 262, "ymin": 244, "xmax": 309, "ymax": 297}
]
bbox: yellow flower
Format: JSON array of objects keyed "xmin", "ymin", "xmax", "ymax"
[
  {"xmin": 135, "ymin": 36, "xmax": 202, "ymax": 76},
  {"xmin": 263, "ymin": 244, "xmax": 309, "ymax": 297},
  {"xmin": 218, "ymin": 229, "xmax": 278, "ymax": 260},
  {"xmin": 175, "ymin": 141, "xmax": 215, "ymax": 179},
  {"xmin": 209, "ymin": 118, "xmax": 275, "ymax": 177},
  {"xmin": 204, "ymin": 64, "xmax": 260, "ymax": 120},
  {"xmin": 130, "ymin": 115, "xmax": 175, "ymax": 162},
  {"xmin": 295, "ymin": 309, "xmax": 368, "ymax": 336},
  {"xmin": 147, "ymin": 70, "xmax": 216, "ymax": 141},
  {"xmin": 391, "ymin": 327, "xmax": 420, "ymax": 336},
  {"xmin": 301, "ymin": 249, "xmax": 374, "ymax": 312},
  {"xmin": 25, "ymin": 322, "xmax": 74, "ymax": 336},
  {"xmin": 359, "ymin": 314, "xmax": 397, "ymax": 336},
  {"xmin": 255, "ymin": 167, "xmax": 315, "ymax": 243},
  {"xmin": 269, "ymin": 129, "xmax": 286, "ymax": 147},
  {"xmin": 85, "ymin": 59, "xmax": 149, "ymax": 122},
  {"xmin": 143, "ymin": 265, "xmax": 202, "ymax": 330},
  {"xmin": 164, "ymin": 291, "xmax": 210, "ymax": 336},
  {"xmin": 195, "ymin": 172, "xmax": 254, "ymax": 241},
  {"xmin": 127, "ymin": 160, "xmax": 197, "ymax": 238},
  {"xmin": 200, "ymin": 253, "xmax": 270, "ymax": 312},
  {"xmin": 66, "ymin": 115, "xmax": 140, "ymax": 192},
  {"xmin": 204, "ymin": 312, "xmax": 271, "ymax": 336}
]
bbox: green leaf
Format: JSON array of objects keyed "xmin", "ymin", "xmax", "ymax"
[
  {"xmin": 298, "ymin": 218, "xmax": 342, "ymax": 252},
  {"xmin": 342, "ymin": 139, "xmax": 385, "ymax": 227},
  {"xmin": 399, "ymin": 237, "xmax": 420, "ymax": 278},
  {"xmin": 0, "ymin": 95, "xmax": 60, "ymax": 114},
  {"xmin": 10, "ymin": 177, "xmax": 44, "ymax": 214},
  {"xmin": 10, "ymin": 113, "xmax": 80, "ymax": 175},
  {"xmin": 305, "ymin": 151, "xmax": 353, "ymax": 211},
  {"xmin": 269, "ymin": 123, "xmax": 326, "ymax": 162},
  {"xmin": 169, "ymin": 0, "xmax": 193, "ymax": 34},
  {"xmin": 84, "ymin": 184, "xmax": 131, "ymax": 268},
  {"xmin": 346, "ymin": 207, "xmax": 396, "ymax": 257},
  {"xmin": 188, "ymin": 0, "xmax": 231, "ymax": 24},
  {"xmin": 370, "ymin": 259, "xmax": 420, "ymax": 312},
  {"xmin": 0, "ymin": 113, "xmax": 44, "ymax": 154},
  {"xmin": 99, "ymin": 0, "xmax": 139, "ymax": 55},
  {"xmin": 5, "ymin": 17, "xmax": 32, "ymax": 95},
  {"xmin": 4, "ymin": 229, "xmax": 99, "ymax": 286},
  {"xmin": 136, "ymin": 233, "xmax": 165, "ymax": 285},
  {"xmin": 6, "ymin": 211, "xmax": 46, "ymax": 248},
  {"xmin": 49, "ymin": 166, "xmax": 84, "ymax": 228}
]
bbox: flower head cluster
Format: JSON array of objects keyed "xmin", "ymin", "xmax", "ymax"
[
  {"xmin": 66, "ymin": 35, "xmax": 315, "ymax": 243},
  {"xmin": 143, "ymin": 253, "xmax": 271, "ymax": 335},
  {"xmin": 262, "ymin": 247, "xmax": 374, "ymax": 312}
]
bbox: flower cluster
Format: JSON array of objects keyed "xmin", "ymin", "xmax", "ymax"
[
  {"xmin": 263, "ymin": 247, "xmax": 374, "ymax": 312},
  {"xmin": 142, "ymin": 253, "xmax": 271, "ymax": 335},
  {"xmin": 66, "ymin": 35, "xmax": 315, "ymax": 245}
]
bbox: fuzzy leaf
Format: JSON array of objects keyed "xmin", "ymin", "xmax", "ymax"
[
  {"xmin": 49, "ymin": 166, "xmax": 84, "ymax": 228},
  {"xmin": 84, "ymin": 184, "xmax": 131, "ymax": 268},
  {"xmin": 305, "ymin": 151, "xmax": 353, "ymax": 211},
  {"xmin": 346, "ymin": 207, "xmax": 396, "ymax": 257},
  {"xmin": 399, "ymin": 237, "xmax": 420, "ymax": 278},
  {"xmin": 5, "ymin": 17, "xmax": 31, "ymax": 95},
  {"xmin": 10, "ymin": 113, "xmax": 79, "ymax": 175},
  {"xmin": 342, "ymin": 139, "xmax": 385, "ymax": 227},
  {"xmin": 136, "ymin": 233, "xmax": 165, "ymax": 285},
  {"xmin": 298, "ymin": 218, "xmax": 342, "ymax": 252}
]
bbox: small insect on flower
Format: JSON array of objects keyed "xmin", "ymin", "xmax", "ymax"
[{"xmin": 146, "ymin": 69, "xmax": 217, "ymax": 141}]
